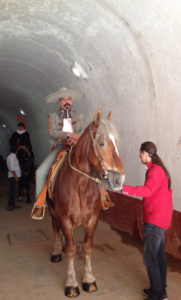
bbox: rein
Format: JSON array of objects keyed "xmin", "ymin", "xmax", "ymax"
[
  {"xmin": 90, "ymin": 130, "xmax": 108, "ymax": 179},
  {"xmin": 68, "ymin": 124, "xmax": 111, "ymax": 183},
  {"xmin": 68, "ymin": 146, "xmax": 101, "ymax": 183}
]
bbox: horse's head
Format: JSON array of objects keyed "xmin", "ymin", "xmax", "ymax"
[{"xmin": 87, "ymin": 110, "xmax": 125, "ymax": 191}]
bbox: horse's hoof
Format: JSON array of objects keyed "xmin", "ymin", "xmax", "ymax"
[
  {"xmin": 65, "ymin": 286, "xmax": 80, "ymax": 298},
  {"xmin": 50, "ymin": 254, "xmax": 62, "ymax": 263},
  {"xmin": 82, "ymin": 281, "xmax": 98, "ymax": 293}
]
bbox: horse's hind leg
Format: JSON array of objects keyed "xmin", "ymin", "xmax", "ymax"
[
  {"xmin": 51, "ymin": 218, "xmax": 63, "ymax": 263},
  {"xmin": 82, "ymin": 218, "xmax": 98, "ymax": 293}
]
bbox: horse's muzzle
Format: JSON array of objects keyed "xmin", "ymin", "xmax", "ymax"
[{"xmin": 106, "ymin": 170, "xmax": 125, "ymax": 191}]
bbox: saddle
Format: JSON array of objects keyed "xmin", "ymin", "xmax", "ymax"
[
  {"xmin": 31, "ymin": 150, "xmax": 67, "ymax": 220},
  {"xmin": 47, "ymin": 150, "xmax": 68, "ymax": 199},
  {"xmin": 48, "ymin": 152, "xmax": 113, "ymax": 210}
]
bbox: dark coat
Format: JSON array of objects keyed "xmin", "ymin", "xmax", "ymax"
[{"xmin": 9, "ymin": 131, "xmax": 32, "ymax": 151}]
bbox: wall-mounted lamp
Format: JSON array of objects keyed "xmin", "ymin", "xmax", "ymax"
[
  {"xmin": 20, "ymin": 108, "xmax": 27, "ymax": 116},
  {"xmin": 70, "ymin": 62, "xmax": 88, "ymax": 79}
]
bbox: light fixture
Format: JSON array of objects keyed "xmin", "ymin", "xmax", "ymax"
[
  {"xmin": 20, "ymin": 108, "xmax": 26, "ymax": 116},
  {"xmin": 2, "ymin": 123, "xmax": 6, "ymax": 128},
  {"xmin": 70, "ymin": 62, "xmax": 88, "ymax": 79}
]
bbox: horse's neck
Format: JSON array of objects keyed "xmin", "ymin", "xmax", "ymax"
[{"xmin": 72, "ymin": 127, "xmax": 92, "ymax": 172}]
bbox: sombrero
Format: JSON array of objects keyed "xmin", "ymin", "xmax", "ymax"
[{"xmin": 45, "ymin": 87, "xmax": 84, "ymax": 104}]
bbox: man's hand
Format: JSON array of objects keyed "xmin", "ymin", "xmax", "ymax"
[
  {"xmin": 15, "ymin": 175, "xmax": 19, "ymax": 183},
  {"xmin": 56, "ymin": 133, "xmax": 80, "ymax": 146},
  {"xmin": 66, "ymin": 133, "xmax": 80, "ymax": 146},
  {"xmin": 12, "ymin": 171, "xmax": 19, "ymax": 182}
]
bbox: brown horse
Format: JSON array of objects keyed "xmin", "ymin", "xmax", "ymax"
[{"xmin": 47, "ymin": 110, "xmax": 125, "ymax": 297}]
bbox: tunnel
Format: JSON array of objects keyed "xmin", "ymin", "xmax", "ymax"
[{"xmin": 0, "ymin": 0, "xmax": 181, "ymax": 278}]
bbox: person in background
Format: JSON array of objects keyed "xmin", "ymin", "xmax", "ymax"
[
  {"xmin": 0, "ymin": 155, "xmax": 6, "ymax": 197},
  {"xmin": 17, "ymin": 145, "xmax": 33, "ymax": 203},
  {"xmin": 6, "ymin": 145, "xmax": 21, "ymax": 211},
  {"xmin": 121, "ymin": 141, "xmax": 172, "ymax": 300},
  {"xmin": 9, "ymin": 122, "xmax": 34, "ymax": 165},
  {"xmin": 10, "ymin": 121, "xmax": 34, "ymax": 194},
  {"xmin": 10, "ymin": 122, "xmax": 32, "ymax": 152}
]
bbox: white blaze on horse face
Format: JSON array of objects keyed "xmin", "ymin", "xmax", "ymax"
[
  {"xmin": 109, "ymin": 133, "xmax": 119, "ymax": 156},
  {"xmin": 121, "ymin": 173, "xmax": 126, "ymax": 186}
]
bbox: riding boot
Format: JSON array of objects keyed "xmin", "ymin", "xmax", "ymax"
[
  {"xmin": 31, "ymin": 179, "xmax": 48, "ymax": 220},
  {"xmin": 31, "ymin": 150, "xmax": 67, "ymax": 220},
  {"xmin": 102, "ymin": 199, "xmax": 115, "ymax": 210},
  {"xmin": 99, "ymin": 185, "xmax": 114, "ymax": 210}
]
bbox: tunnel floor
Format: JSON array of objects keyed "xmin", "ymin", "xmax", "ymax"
[{"xmin": 0, "ymin": 175, "xmax": 181, "ymax": 300}]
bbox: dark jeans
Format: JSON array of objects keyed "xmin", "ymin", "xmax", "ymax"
[
  {"xmin": 18, "ymin": 175, "xmax": 31, "ymax": 202},
  {"xmin": 143, "ymin": 223, "xmax": 167, "ymax": 300},
  {"xmin": 8, "ymin": 177, "xmax": 17, "ymax": 206}
]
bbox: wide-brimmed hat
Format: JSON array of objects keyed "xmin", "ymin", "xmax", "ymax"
[{"xmin": 45, "ymin": 87, "xmax": 84, "ymax": 104}]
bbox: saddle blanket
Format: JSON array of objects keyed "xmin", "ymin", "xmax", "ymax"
[{"xmin": 47, "ymin": 150, "xmax": 68, "ymax": 199}]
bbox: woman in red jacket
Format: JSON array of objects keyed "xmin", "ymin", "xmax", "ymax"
[{"xmin": 122, "ymin": 141, "xmax": 172, "ymax": 300}]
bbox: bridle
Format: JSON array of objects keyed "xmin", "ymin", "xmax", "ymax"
[
  {"xmin": 68, "ymin": 125, "xmax": 109, "ymax": 183},
  {"xmin": 90, "ymin": 128, "xmax": 109, "ymax": 179}
]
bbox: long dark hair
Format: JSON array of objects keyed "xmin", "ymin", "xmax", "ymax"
[{"xmin": 140, "ymin": 141, "xmax": 171, "ymax": 190}]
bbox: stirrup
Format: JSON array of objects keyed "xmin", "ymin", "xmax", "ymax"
[
  {"xmin": 102, "ymin": 200, "xmax": 115, "ymax": 211},
  {"xmin": 31, "ymin": 203, "xmax": 45, "ymax": 220}
]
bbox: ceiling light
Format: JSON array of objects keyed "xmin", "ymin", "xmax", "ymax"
[
  {"xmin": 2, "ymin": 124, "xmax": 6, "ymax": 128},
  {"xmin": 20, "ymin": 108, "xmax": 26, "ymax": 116},
  {"xmin": 70, "ymin": 62, "xmax": 88, "ymax": 79}
]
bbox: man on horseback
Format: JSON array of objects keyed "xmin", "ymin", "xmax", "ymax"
[
  {"xmin": 31, "ymin": 87, "xmax": 84, "ymax": 219},
  {"xmin": 32, "ymin": 87, "xmax": 114, "ymax": 220}
]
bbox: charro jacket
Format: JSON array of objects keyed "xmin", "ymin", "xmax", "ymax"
[{"xmin": 48, "ymin": 110, "xmax": 84, "ymax": 147}]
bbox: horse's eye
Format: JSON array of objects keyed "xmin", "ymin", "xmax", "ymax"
[{"xmin": 99, "ymin": 142, "xmax": 104, "ymax": 147}]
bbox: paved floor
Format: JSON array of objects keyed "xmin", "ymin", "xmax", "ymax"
[{"xmin": 0, "ymin": 175, "xmax": 181, "ymax": 300}]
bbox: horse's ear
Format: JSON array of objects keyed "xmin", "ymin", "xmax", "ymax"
[
  {"xmin": 93, "ymin": 110, "xmax": 102, "ymax": 127},
  {"xmin": 107, "ymin": 111, "xmax": 112, "ymax": 121}
]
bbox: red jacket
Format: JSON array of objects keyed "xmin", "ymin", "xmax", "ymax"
[{"xmin": 122, "ymin": 162, "xmax": 173, "ymax": 229}]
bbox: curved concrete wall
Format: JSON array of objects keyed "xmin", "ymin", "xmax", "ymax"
[{"xmin": 0, "ymin": 1, "xmax": 181, "ymax": 238}]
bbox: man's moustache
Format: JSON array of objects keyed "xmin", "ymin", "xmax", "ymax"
[{"xmin": 64, "ymin": 104, "xmax": 71, "ymax": 109}]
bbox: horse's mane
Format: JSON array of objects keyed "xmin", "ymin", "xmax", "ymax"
[
  {"xmin": 74, "ymin": 116, "xmax": 119, "ymax": 165},
  {"xmin": 94, "ymin": 119, "xmax": 118, "ymax": 142}
]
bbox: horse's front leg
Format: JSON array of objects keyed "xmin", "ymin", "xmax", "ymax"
[
  {"xmin": 82, "ymin": 218, "xmax": 98, "ymax": 293},
  {"xmin": 51, "ymin": 218, "xmax": 63, "ymax": 263},
  {"xmin": 63, "ymin": 225, "xmax": 80, "ymax": 297}
]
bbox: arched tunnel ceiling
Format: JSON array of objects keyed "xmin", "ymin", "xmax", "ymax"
[{"xmin": 0, "ymin": 0, "xmax": 181, "ymax": 211}]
